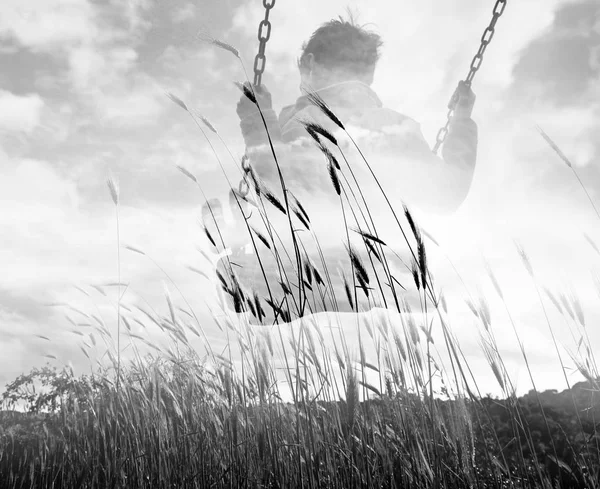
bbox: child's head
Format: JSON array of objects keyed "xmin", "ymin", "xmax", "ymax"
[{"xmin": 298, "ymin": 14, "xmax": 383, "ymax": 90}]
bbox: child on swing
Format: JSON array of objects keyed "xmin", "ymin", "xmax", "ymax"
[
  {"xmin": 209, "ymin": 15, "xmax": 478, "ymax": 323},
  {"xmin": 236, "ymin": 15, "xmax": 477, "ymax": 205}
]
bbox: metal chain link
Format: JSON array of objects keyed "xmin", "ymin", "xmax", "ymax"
[
  {"xmin": 253, "ymin": 0, "xmax": 276, "ymax": 87},
  {"xmin": 238, "ymin": 0, "xmax": 276, "ymax": 197},
  {"xmin": 238, "ymin": 155, "xmax": 251, "ymax": 197},
  {"xmin": 433, "ymin": 0, "xmax": 507, "ymax": 154}
]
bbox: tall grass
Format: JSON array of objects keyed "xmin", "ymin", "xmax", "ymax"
[{"xmin": 1, "ymin": 40, "xmax": 599, "ymax": 488}]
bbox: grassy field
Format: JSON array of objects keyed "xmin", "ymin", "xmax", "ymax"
[{"xmin": 1, "ymin": 70, "xmax": 599, "ymax": 488}]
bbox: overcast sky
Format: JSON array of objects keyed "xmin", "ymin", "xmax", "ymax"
[{"xmin": 1, "ymin": 0, "xmax": 599, "ymax": 399}]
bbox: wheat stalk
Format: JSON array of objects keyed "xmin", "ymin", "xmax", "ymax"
[{"xmin": 536, "ymin": 124, "xmax": 600, "ymax": 221}]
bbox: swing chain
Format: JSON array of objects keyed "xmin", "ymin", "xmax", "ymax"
[
  {"xmin": 433, "ymin": 0, "xmax": 507, "ymax": 154},
  {"xmin": 238, "ymin": 0, "xmax": 276, "ymax": 198},
  {"xmin": 238, "ymin": 155, "xmax": 251, "ymax": 197},
  {"xmin": 253, "ymin": 0, "xmax": 276, "ymax": 87}
]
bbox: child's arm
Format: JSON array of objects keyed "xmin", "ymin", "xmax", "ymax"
[{"xmin": 440, "ymin": 81, "xmax": 478, "ymax": 172}]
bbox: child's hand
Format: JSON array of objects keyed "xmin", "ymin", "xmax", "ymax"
[
  {"xmin": 236, "ymin": 82, "xmax": 273, "ymax": 121},
  {"xmin": 453, "ymin": 80, "xmax": 476, "ymax": 119}
]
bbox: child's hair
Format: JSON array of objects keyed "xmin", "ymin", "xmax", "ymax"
[{"xmin": 298, "ymin": 13, "xmax": 383, "ymax": 81}]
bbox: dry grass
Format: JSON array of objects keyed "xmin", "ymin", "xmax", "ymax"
[{"xmin": 1, "ymin": 64, "xmax": 599, "ymax": 489}]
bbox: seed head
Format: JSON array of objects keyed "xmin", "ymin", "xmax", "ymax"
[
  {"xmin": 304, "ymin": 90, "xmax": 345, "ymax": 130},
  {"xmin": 166, "ymin": 91, "xmax": 188, "ymax": 112},
  {"xmin": 107, "ymin": 175, "xmax": 119, "ymax": 206}
]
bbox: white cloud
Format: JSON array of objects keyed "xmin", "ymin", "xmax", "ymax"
[
  {"xmin": 66, "ymin": 42, "xmax": 165, "ymax": 126},
  {"xmin": 68, "ymin": 45, "xmax": 139, "ymax": 92},
  {"xmin": 59, "ymin": 8, "xmax": 169, "ymax": 126},
  {"xmin": 172, "ymin": 4, "xmax": 197, "ymax": 24},
  {"xmin": 0, "ymin": 152, "xmax": 79, "ymax": 226},
  {"xmin": 0, "ymin": 0, "xmax": 152, "ymax": 54},
  {"xmin": 0, "ymin": 0, "xmax": 97, "ymax": 51},
  {"xmin": 1, "ymin": 0, "xmax": 164, "ymax": 127},
  {"xmin": 117, "ymin": 0, "xmax": 153, "ymax": 33},
  {"xmin": 0, "ymin": 90, "xmax": 45, "ymax": 134},
  {"xmin": 100, "ymin": 86, "xmax": 165, "ymax": 125},
  {"xmin": 0, "ymin": 147, "xmax": 207, "ymax": 294},
  {"xmin": 521, "ymin": 106, "xmax": 599, "ymax": 168},
  {"xmin": 591, "ymin": 44, "xmax": 600, "ymax": 70},
  {"xmin": 32, "ymin": 103, "xmax": 77, "ymax": 145}
]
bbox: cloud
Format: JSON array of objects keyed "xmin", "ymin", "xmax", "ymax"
[
  {"xmin": 60, "ymin": 10, "xmax": 167, "ymax": 126},
  {"xmin": 0, "ymin": 288, "xmax": 51, "ymax": 323},
  {"xmin": 510, "ymin": 0, "xmax": 600, "ymax": 107},
  {"xmin": 172, "ymin": 4, "xmax": 197, "ymax": 24},
  {"xmin": 499, "ymin": 0, "xmax": 600, "ymax": 200},
  {"xmin": 0, "ymin": 152, "xmax": 78, "ymax": 210},
  {"xmin": 68, "ymin": 45, "xmax": 139, "ymax": 92},
  {"xmin": 0, "ymin": 146, "xmax": 212, "ymax": 300},
  {"xmin": 0, "ymin": 151, "xmax": 81, "ymax": 291},
  {"xmin": 66, "ymin": 42, "xmax": 164, "ymax": 125},
  {"xmin": 117, "ymin": 0, "xmax": 153, "ymax": 33},
  {"xmin": 0, "ymin": 0, "xmax": 97, "ymax": 51},
  {"xmin": 99, "ymin": 87, "xmax": 165, "ymax": 125},
  {"xmin": 1, "ymin": 0, "xmax": 166, "ymax": 128},
  {"xmin": 0, "ymin": 90, "xmax": 45, "ymax": 134}
]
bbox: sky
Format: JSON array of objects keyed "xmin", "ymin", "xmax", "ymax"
[{"xmin": 0, "ymin": 0, "xmax": 599, "ymax": 400}]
